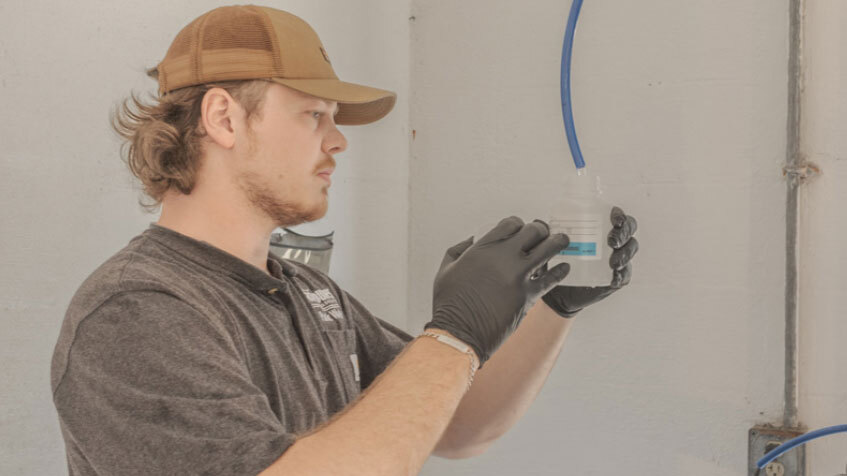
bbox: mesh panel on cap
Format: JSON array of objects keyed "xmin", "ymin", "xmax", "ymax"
[
  {"xmin": 166, "ymin": 17, "xmax": 200, "ymax": 58},
  {"xmin": 157, "ymin": 5, "xmax": 285, "ymax": 93},
  {"xmin": 201, "ymin": 7, "xmax": 275, "ymax": 52}
]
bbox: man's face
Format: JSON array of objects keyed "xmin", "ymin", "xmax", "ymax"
[{"xmin": 232, "ymin": 83, "xmax": 346, "ymax": 228}]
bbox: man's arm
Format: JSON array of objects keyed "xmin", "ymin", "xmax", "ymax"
[
  {"xmin": 433, "ymin": 207, "xmax": 639, "ymax": 457},
  {"xmin": 259, "ymin": 217, "xmax": 570, "ymax": 473},
  {"xmin": 432, "ymin": 299, "xmax": 573, "ymax": 458},
  {"xmin": 259, "ymin": 332, "xmax": 475, "ymax": 476}
]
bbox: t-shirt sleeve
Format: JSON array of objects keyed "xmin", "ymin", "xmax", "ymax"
[
  {"xmin": 340, "ymin": 291, "xmax": 414, "ymax": 391},
  {"xmin": 52, "ymin": 291, "xmax": 294, "ymax": 476}
]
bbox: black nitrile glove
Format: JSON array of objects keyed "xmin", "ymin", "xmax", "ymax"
[
  {"xmin": 425, "ymin": 217, "xmax": 571, "ymax": 367},
  {"xmin": 540, "ymin": 206, "xmax": 639, "ymax": 318}
]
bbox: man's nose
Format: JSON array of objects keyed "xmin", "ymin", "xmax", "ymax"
[{"xmin": 324, "ymin": 125, "xmax": 348, "ymax": 156}]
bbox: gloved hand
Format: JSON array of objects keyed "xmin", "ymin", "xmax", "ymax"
[
  {"xmin": 540, "ymin": 206, "xmax": 639, "ymax": 317},
  {"xmin": 425, "ymin": 216, "xmax": 571, "ymax": 367}
]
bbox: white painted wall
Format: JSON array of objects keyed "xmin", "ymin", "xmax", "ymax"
[
  {"xmin": 3, "ymin": 0, "xmax": 845, "ymax": 474},
  {"xmin": 409, "ymin": 1, "xmax": 800, "ymax": 475},
  {"xmin": 799, "ymin": 1, "xmax": 847, "ymax": 474},
  {"xmin": 0, "ymin": 0, "xmax": 409, "ymax": 473}
]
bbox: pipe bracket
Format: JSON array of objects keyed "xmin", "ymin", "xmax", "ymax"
[{"xmin": 782, "ymin": 161, "xmax": 821, "ymax": 182}]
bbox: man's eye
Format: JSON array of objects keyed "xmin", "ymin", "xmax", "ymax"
[{"xmin": 312, "ymin": 111, "xmax": 323, "ymax": 120}]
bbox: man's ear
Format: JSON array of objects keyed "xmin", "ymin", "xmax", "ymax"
[{"xmin": 200, "ymin": 87, "xmax": 239, "ymax": 149}]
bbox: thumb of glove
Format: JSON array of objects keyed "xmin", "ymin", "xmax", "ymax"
[{"xmin": 439, "ymin": 236, "xmax": 475, "ymax": 269}]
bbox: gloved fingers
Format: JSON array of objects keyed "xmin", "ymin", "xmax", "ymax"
[
  {"xmin": 529, "ymin": 262, "xmax": 571, "ymax": 294},
  {"xmin": 610, "ymin": 206, "xmax": 627, "ymax": 227},
  {"xmin": 476, "ymin": 216, "xmax": 524, "ymax": 246},
  {"xmin": 440, "ymin": 236, "xmax": 474, "ymax": 269},
  {"xmin": 589, "ymin": 285, "xmax": 619, "ymax": 302},
  {"xmin": 526, "ymin": 233, "xmax": 570, "ymax": 270},
  {"xmin": 611, "ymin": 262, "xmax": 633, "ymax": 288},
  {"xmin": 529, "ymin": 261, "xmax": 549, "ymax": 281},
  {"xmin": 516, "ymin": 219, "xmax": 552, "ymax": 253},
  {"xmin": 549, "ymin": 285, "xmax": 618, "ymax": 310},
  {"xmin": 608, "ymin": 208, "xmax": 638, "ymax": 248},
  {"xmin": 609, "ymin": 237, "xmax": 639, "ymax": 270}
]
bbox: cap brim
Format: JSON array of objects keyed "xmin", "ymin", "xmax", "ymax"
[{"xmin": 270, "ymin": 78, "xmax": 396, "ymax": 126}]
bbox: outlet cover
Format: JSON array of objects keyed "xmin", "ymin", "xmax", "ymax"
[{"xmin": 749, "ymin": 426, "xmax": 806, "ymax": 476}]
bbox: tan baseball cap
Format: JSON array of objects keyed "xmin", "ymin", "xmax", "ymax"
[{"xmin": 147, "ymin": 5, "xmax": 396, "ymax": 125}]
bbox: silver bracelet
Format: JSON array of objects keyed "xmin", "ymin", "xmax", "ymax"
[{"xmin": 420, "ymin": 331, "xmax": 479, "ymax": 392}]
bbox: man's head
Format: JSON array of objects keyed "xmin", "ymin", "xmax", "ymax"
[
  {"xmin": 114, "ymin": 79, "xmax": 345, "ymax": 228},
  {"xmin": 112, "ymin": 5, "xmax": 394, "ymax": 228},
  {"xmin": 201, "ymin": 81, "xmax": 347, "ymax": 227}
]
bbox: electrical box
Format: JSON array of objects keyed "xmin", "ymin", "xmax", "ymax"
[{"xmin": 749, "ymin": 426, "xmax": 805, "ymax": 476}]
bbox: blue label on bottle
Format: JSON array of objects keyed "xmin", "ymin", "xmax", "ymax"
[{"xmin": 560, "ymin": 242, "xmax": 597, "ymax": 257}]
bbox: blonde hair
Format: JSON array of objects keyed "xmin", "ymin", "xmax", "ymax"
[{"xmin": 111, "ymin": 80, "xmax": 271, "ymax": 212}]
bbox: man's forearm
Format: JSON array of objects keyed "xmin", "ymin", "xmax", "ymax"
[
  {"xmin": 260, "ymin": 334, "xmax": 473, "ymax": 476},
  {"xmin": 434, "ymin": 300, "xmax": 573, "ymax": 456}
]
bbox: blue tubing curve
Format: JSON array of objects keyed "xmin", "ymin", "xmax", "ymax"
[
  {"xmin": 561, "ymin": 0, "xmax": 586, "ymax": 170},
  {"xmin": 757, "ymin": 424, "xmax": 847, "ymax": 468}
]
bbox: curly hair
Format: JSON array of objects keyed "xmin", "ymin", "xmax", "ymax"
[{"xmin": 111, "ymin": 80, "xmax": 272, "ymax": 212}]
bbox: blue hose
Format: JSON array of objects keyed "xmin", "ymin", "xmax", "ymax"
[
  {"xmin": 561, "ymin": 0, "xmax": 586, "ymax": 170},
  {"xmin": 757, "ymin": 424, "xmax": 847, "ymax": 468}
]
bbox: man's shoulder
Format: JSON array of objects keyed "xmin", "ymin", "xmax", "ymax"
[
  {"xmin": 68, "ymin": 234, "xmax": 185, "ymax": 314},
  {"xmin": 52, "ymin": 233, "xmax": 192, "ymax": 393}
]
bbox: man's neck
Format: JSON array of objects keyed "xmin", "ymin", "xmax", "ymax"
[{"xmin": 156, "ymin": 190, "xmax": 274, "ymax": 275}]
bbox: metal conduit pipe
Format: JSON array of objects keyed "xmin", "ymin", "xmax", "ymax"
[{"xmin": 783, "ymin": 0, "xmax": 821, "ymax": 431}]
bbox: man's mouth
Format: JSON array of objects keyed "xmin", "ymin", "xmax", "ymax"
[{"xmin": 317, "ymin": 169, "xmax": 334, "ymax": 185}]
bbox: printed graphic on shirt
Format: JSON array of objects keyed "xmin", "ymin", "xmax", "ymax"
[{"xmin": 300, "ymin": 288, "xmax": 344, "ymax": 322}]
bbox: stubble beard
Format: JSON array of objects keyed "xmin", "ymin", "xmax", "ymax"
[
  {"xmin": 236, "ymin": 131, "xmax": 328, "ymax": 228},
  {"xmin": 236, "ymin": 169, "xmax": 327, "ymax": 228}
]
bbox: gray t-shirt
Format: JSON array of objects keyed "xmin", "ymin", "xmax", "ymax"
[{"xmin": 51, "ymin": 223, "xmax": 413, "ymax": 476}]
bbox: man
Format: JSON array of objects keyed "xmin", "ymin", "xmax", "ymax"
[{"xmin": 51, "ymin": 5, "xmax": 638, "ymax": 475}]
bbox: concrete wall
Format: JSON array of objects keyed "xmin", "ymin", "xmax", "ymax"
[
  {"xmin": 0, "ymin": 1, "xmax": 409, "ymax": 473},
  {"xmin": 409, "ymin": 1, "xmax": 801, "ymax": 475},
  {"xmin": 799, "ymin": 1, "xmax": 847, "ymax": 474}
]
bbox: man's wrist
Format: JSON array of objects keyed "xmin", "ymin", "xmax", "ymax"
[
  {"xmin": 419, "ymin": 329, "xmax": 480, "ymax": 369},
  {"xmin": 418, "ymin": 330, "xmax": 479, "ymax": 392}
]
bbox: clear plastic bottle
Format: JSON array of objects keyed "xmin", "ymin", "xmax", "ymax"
[{"xmin": 546, "ymin": 167, "xmax": 613, "ymax": 287}]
